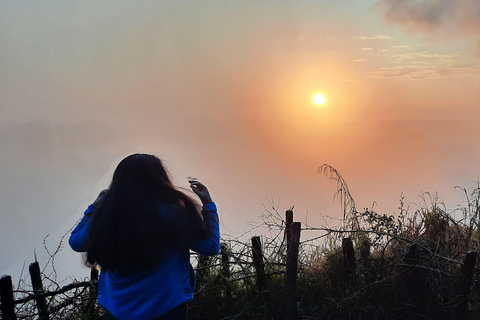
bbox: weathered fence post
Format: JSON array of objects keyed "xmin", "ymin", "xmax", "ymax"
[
  {"xmin": 251, "ymin": 236, "xmax": 266, "ymax": 291},
  {"xmin": 401, "ymin": 243, "xmax": 425, "ymax": 318},
  {"xmin": 1, "ymin": 275, "xmax": 17, "ymax": 320},
  {"xmin": 87, "ymin": 267, "xmax": 99, "ymax": 315},
  {"xmin": 29, "ymin": 261, "xmax": 49, "ymax": 320},
  {"xmin": 453, "ymin": 250, "xmax": 477, "ymax": 320},
  {"xmin": 285, "ymin": 209, "xmax": 294, "ymax": 249},
  {"xmin": 403, "ymin": 244, "xmax": 421, "ymax": 299},
  {"xmin": 342, "ymin": 238, "xmax": 356, "ymax": 278},
  {"xmin": 220, "ymin": 244, "xmax": 232, "ymax": 313},
  {"xmin": 286, "ymin": 222, "xmax": 301, "ymax": 320},
  {"xmin": 195, "ymin": 254, "xmax": 209, "ymax": 292}
]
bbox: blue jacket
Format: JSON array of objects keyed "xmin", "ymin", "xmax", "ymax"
[{"xmin": 69, "ymin": 202, "xmax": 220, "ymax": 320}]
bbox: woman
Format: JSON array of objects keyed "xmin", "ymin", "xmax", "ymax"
[{"xmin": 69, "ymin": 154, "xmax": 220, "ymax": 320}]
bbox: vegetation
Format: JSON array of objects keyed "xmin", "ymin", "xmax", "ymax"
[
  {"xmin": 190, "ymin": 165, "xmax": 480, "ymax": 319},
  {"xmin": 5, "ymin": 165, "xmax": 480, "ymax": 319}
]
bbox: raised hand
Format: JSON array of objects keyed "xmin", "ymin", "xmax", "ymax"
[{"xmin": 189, "ymin": 181, "xmax": 212, "ymax": 205}]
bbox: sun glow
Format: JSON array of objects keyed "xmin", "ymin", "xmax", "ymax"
[{"xmin": 313, "ymin": 93, "xmax": 326, "ymax": 106}]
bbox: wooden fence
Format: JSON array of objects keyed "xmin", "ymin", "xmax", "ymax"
[
  {"xmin": 1, "ymin": 208, "xmax": 478, "ymax": 320},
  {"xmin": 0, "ymin": 263, "xmax": 98, "ymax": 320}
]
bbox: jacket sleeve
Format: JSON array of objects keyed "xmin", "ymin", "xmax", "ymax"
[
  {"xmin": 189, "ymin": 202, "xmax": 220, "ymax": 256},
  {"xmin": 69, "ymin": 205, "xmax": 95, "ymax": 252}
]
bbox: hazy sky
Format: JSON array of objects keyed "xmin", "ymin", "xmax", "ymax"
[{"xmin": 2, "ymin": 0, "xmax": 480, "ymax": 280}]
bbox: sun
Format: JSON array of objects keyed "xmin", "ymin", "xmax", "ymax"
[{"xmin": 313, "ymin": 93, "xmax": 326, "ymax": 106}]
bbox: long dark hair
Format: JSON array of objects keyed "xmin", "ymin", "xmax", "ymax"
[{"xmin": 85, "ymin": 154, "xmax": 206, "ymax": 273}]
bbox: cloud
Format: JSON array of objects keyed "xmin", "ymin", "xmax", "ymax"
[
  {"xmin": 365, "ymin": 56, "xmax": 480, "ymax": 79},
  {"xmin": 359, "ymin": 34, "xmax": 393, "ymax": 40},
  {"xmin": 375, "ymin": 0, "xmax": 480, "ymax": 56}
]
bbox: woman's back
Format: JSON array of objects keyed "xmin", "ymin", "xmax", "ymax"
[
  {"xmin": 69, "ymin": 154, "xmax": 220, "ymax": 320},
  {"xmin": 96, "ymin": 202, "xmax": 219, "ymax": 319}
]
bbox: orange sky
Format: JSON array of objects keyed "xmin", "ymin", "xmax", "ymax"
[{"xmin": 1, "ymin": 0, "xmax": 480, "ymax": 279}]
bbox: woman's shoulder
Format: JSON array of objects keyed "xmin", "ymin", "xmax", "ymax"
[
  {"xmin": 156, "ymin": 202, "xmax": 183, "ymax": 212},
  {"xmin": 155, "ymin": 203, "xmax": 186, "ymax": 221}
]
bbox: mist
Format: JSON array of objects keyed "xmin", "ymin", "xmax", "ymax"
[{"xmin": 1, "ymin": 0, "xmax": 480, "ymax": 282}]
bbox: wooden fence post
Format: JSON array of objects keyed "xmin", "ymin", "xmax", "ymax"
[
  {"xmin": 220, "ymin": 244, "xmax": 232, "ymax": 313},
  {"xmin": 87, "ymin": 267, "xmax": 99, "ymax": 315},
  {"xmin": 29, "ymin": 261, "xmax": 49, "ymax": 320},
  {"xmin": 251, "ymin": 236, "xmax": 266, "ymax": 291},
  {"xmin": 286, "ymin": 222, "xmax": 301, "ymax": 320},
  {"xmin": 401, "ymin": 243, "xmax": 426, "ymax": 318},
  {"xmin": 195, "ymin": 254, "xmax": 209, "ymax": 292},
  {"xmin": 453, "ymin": 251, "xmax": 477, "ymax": 320},
  {"xmin": 342, "ymin": 238, "xmax": 356, "ymax": 278},
  {"xmin": 1, "ymin": 275, "xmax": 17, "ymax": 320},
  {"xmin": 285, "ymin": 209, "xmax": 294, "ymax": 249}
]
